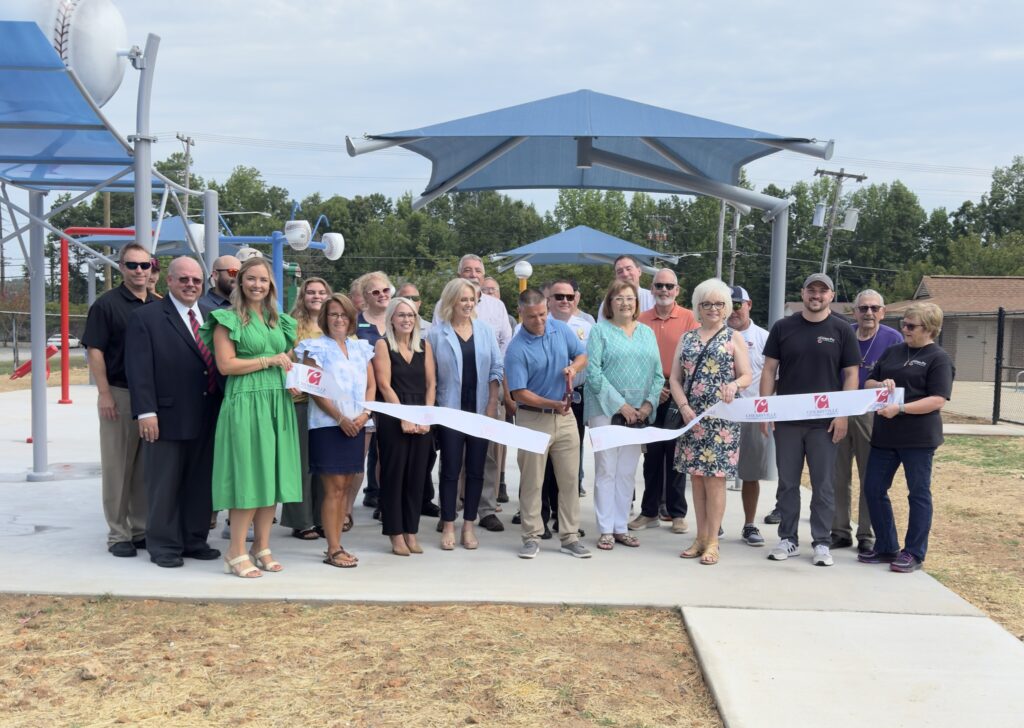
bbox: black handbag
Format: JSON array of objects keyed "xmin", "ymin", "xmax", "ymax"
[{"xmin": 611, "ymin": 412, "xmax": 647, "ymax": 428}]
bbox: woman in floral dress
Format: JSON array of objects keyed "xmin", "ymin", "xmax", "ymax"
[{"xmin": 670, "ymin": 278, "xmax": 752, "ymax": 565}]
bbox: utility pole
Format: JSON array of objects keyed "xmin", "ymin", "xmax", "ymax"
[
  {"xmin": 815, "ymin": 167, "xmax": 866, "ymax": 273},
  {"xmin": 176, "ymin": 133, "xmax": 195, "ymax": 218}
]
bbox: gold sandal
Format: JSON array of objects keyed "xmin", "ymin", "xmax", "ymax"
[
  {"xmin": 700, "ymin": 542, "xmax": 720, "ymax": 565},
  {"xmin": 680, "ymin": 539, "xmax": 705, "ymax": 559}
]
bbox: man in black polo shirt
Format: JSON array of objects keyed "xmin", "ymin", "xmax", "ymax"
[
  {"xmin": 760, "ymin": 273, "xmax": 859, "ymax": 567},
  {"xmin": 82, "ymin": 243, "xmax": 157, "ymax": 557}
]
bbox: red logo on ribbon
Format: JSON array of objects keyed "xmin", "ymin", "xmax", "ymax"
[
  {"xmin": 307, "ymin": 370, "xmax": 322, "ymax": 386},
  {"xmin": 755, "ymin": 399, "xmax": 769, "ymax": 413},
  {"xmin": 875, "ymin": 389, "xmax": 889, "ymax": 403},
  {"xmin": 814, "ymin": 394, "xmax": 830, "ymax": 409}
]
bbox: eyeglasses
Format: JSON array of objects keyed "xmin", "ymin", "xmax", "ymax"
[
  {"xmin": 699, "ymin": 301, "xmax": 727, "ymax": 311},
  {"xmin": 215, "ymin": 268, "xmax": 238, "ymax": 277},
  {"xmin": 612, "ymin": 296, "xmax": 636, "ymax": 304},
  {"xmin": 123, "ymin": 261, "xmax": 152, "ymax": 271},
  {"xmin": 481, "ymin": 287, "xmax": 497, "ymax": 295},
  {"xmin": 653, "ymin": 282, "xmax": 676, "ymax": 290},
  {"xmin": 403, "ymin": 295, "xmax": 421, "ymax": 302},
  {"xmin": 857, "ymin": 305, "xmax": 882, "ymax": 313},
  {"xmin": 550, "ymin": 293, "xmax": 574, "ymax": 302},
  {"xmin": 176, "ymin": 276, "xmax": 203, "ymax": 286},
  {"xmin": 732, "ymin": 301, "xmax": 744, "ymax": 311},
  {"xmin": 393, "ymin": 312, "xmax": 417, "ymax": 320},
  {"xmin": 901, "ymin": 321, "xmax": 923, "ymax": 331},
  {"xmin": 369, "ymin": 288, "xmax": 390, "ymax": 298},
  {"xmin": 327, "ymin": 313, "xmax": 349, "ymax": 320}
]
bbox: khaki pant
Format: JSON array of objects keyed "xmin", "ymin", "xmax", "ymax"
[
  {"xmin": 99, "ymin": 386, "xmax": 147, "ymax": 545},
  {"xmin": 833, "ymin": 411, "xmax": 875, "ymax": 543},
  {"xmin": 477, "ymin": 393, "xmax": 505, "ymax": 519},
  {"xmin": 516, "ymin": 408, "xmax": 580, "ymax": 544}
]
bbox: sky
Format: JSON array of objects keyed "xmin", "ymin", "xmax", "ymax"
[{"xmin": 9, "ymin": 1, "xmax": 1024, "ymax": 228}]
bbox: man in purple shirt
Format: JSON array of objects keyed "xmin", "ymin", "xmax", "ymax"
[{"xmin": 832, "ymin": 289, "xmax": 904, "ymax": 552}]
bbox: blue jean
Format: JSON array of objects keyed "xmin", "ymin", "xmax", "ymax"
[
  {"xmin": 864, "ymin": 446, "xmax": 935, "ymax": 562},
  {"xmin": 438, "ymin": 426, "xmax": 488, "ymax": 522}
]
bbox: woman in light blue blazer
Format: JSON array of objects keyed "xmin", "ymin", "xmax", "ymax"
[{"xmin": 426, "ymin": 278, "xmax": 503, "ymax": 551}]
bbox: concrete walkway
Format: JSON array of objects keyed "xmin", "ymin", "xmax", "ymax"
[{"xmin": 3, "ymin": 385, "xmax": 1023, "ymax": 727}]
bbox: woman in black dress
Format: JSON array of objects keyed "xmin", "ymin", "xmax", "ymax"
[{"xmin": 372, "ymin": 297, "xmax": 436, "ymax": 555}]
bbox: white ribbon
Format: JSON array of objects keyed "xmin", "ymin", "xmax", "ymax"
[
  {"xmin": 589, "ymin": 388, "xmax": 904, "ymax": 452},
  {"xmin": 362, "ymin": 401, "xmax": 551, "ymax": 455}
]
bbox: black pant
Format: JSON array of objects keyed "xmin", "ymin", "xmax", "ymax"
[
  {"xmin": 364, "ymin": 431, "xmax": 380, "ymax": 497},
  {"xmin": 641, "ymin": 399, "xmax": 688, "ymax": 518},
  {"xmin": 438, "ymin": 426, "xmax": 488, "ymax": 521},
  {"xmin": 376, "ymin": 414, "xmax": 431, "ymax": 535},
  {"xmin": 143, "ymin": 412, "xmax": 217, "ymax": 559},
  {"xmin": 423, "ymin": 434, "xmax": 437, "ymax": 506}
]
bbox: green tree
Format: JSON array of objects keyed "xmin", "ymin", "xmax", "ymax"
[{"xmin": 980, "ymin": 155, "xmax": 1024, "ymax": 237}]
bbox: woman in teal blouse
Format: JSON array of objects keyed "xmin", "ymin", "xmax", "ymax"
[{"xmin": 584, "ymin": 280, "xmax": 664, "ymax": 551}]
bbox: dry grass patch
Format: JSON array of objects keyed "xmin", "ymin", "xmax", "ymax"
[
  {"xmin": 0, "ymin": 598, "xmax": 722, "ymax": 727},
  {"xmin": 0, "ymin": 365, "xmax": 89, "ymax": 394}
]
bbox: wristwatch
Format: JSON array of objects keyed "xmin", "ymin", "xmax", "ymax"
[{"xmin": 898, "ymin": 403, "xmax": 905, "ymax": 415}]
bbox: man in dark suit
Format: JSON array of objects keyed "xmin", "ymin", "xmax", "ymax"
[{"xmin": 126, "ymin": 257, "xmax": 222, "ymax": 568}]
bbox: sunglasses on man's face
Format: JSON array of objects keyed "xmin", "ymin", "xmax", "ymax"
[
  {"xmin": 857, "ymin": 305, "xmax": 882, "ymax": 313},
  {"xmin": 176, "ymin": 276, "xmax": 203, "ymax": 286},
  {"xmin": 215, "ymin": 268, "xmax": 238, "ymax": 278},
  {"xmin": 732, "ymin": 301, "xmax": 744, "ymax": 311},
  {"xmin": 123, "ymin": 261, "xmax": 152, "ymax": 271},
  {"xmin": 653, "ymin": 282, "xmax": 676, "ymax": 290},
  {"xmin": 550, "ymin": 293, "xmax": 574, "ymax": 302},
  {"xmin": 403, "ymin": 295, "xmax": 421, "ymax": 302}
]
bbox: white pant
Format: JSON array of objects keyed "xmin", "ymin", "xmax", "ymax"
[{"xmin": 589, "ymin": 415, "xmax": 641, "ymax": 535}]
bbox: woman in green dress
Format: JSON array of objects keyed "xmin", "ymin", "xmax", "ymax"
[{"xmin": 201, "ymin": 257, "xmax": 302, "ymax": 578}]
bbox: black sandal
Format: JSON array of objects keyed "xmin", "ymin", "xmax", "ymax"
[
  {"xmin": 292, "ymin": 528, "xmax": 319, "ymax": 540},
  {"xmin": 323, "ymin": 549, "xmax": 358, "ymax": 568}
]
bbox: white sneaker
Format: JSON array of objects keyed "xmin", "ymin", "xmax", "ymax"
[
  {"xmin": 768, "ymin": 538, "xmax": 799, "ymax": 561},
  {"xmin": 812, "ymin": 544, "xmax": 834, "ymax": 567}
]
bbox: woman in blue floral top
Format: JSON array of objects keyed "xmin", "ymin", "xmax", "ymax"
[
  {"xmin": 670, "ymin": 278, "xmax": 752, "ymax": 565},
  {"xmin": 295, "ymin": 293, "xmax": 376, "ymax": 568}
]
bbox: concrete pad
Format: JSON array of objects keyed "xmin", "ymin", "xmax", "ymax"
[{"xmin": 684, "ymin": 607, "xmax": 1024, "ymax": 728}]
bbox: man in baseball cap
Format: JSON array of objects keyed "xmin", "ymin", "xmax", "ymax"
[{"xmin": 759, "ymin": 271, "xmax": 860, "ymax": 567}]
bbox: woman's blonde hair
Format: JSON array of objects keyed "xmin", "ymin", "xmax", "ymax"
[
  {"xmin": 231, "ymin": 257, "xmax": 279, "ymax": 328},
  {"xmin": 437, "ymin": 278, "xmax": 478, "ymax": 324},
  {"xmin": 904, "ymin": 301, "xmax": 943, "ymax": 339},
  {"xmin": 600, "ymin": 280, "xmax": 639, "ymax": 321},
  {"xmin": 383, "ymin": 298, "xmax": 423, "ymax": 353},
  {"xmin": 290, "ymin": 277, "xmax": 332, "ymax": 334}
]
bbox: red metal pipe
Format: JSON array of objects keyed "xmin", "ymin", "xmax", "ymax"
[{"xmin": 59, "ymin": 237, "xmax": 71, "ymax": 404}]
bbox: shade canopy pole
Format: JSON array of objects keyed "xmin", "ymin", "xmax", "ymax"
[
  {"xmin": 28, "ymin": 191, "xmax": 52, "ymax": 481},
  {"xmin": 131, "ymin": 34, "xmax": 160, "ymax": 254},
  {"xmin": 768, "ymin": 207, "xmax": 789, "ymax": 326},
  {"xmin": 411, "ymin": 136, "xmax": 527, "ymax": 210}
]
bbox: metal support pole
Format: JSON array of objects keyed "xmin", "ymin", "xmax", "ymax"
[
  {"xmin": 28, "ymin": 192, "xmax": 53, "ymax": 481},
  {"xmin": 203, "ymin": 189, "xmax": 219, "ymax": 280},
  {"xmin": 132, "ymin": 34, "xmax": 160, "ymax": 254},
  {"xmin": 727, "ymin": 210, "xmax": 741, "ymax": 286},
  {"xmin": 272, "ymin": 233, "xmax": 285, "ymax": 313},
  {"xmin": 715, "ymin": 200, "xmax": 726, "ymax": 279},
  {"xmin": 767, "ymin": 207, "xmax": 790, "ymax": 326},
  {"xmin": 993, "ymin": 307, "xmax": 1005, "ymax": 424}
]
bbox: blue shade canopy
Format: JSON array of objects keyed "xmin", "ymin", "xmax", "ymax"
[
  {"xmin": 490, "ymin": 225, "xmax": 677, "ymax": 271},
  {"xmin": 0, "ymin": 21, "xmax": 158, "ymax": 192},
  {"xmin": 352, "ymin": 89, "xmax": 826, "ymax": 201}
]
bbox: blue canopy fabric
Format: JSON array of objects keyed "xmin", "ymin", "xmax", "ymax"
[
  {"xmin": 490, "ymin": 225, "xmax": 677, "ymax": 269},
  {"xmin": 367, "ymin": 89, "xmax": 808, "ymax": 195},
  {"xmin": 0, "ymin": 21, "xmax": 156, "ymax": 192}
]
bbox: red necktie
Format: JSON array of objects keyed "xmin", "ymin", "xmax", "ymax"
[{"xmin": 188, "ymin": 309, "xmax": 216, "ymax": 393}]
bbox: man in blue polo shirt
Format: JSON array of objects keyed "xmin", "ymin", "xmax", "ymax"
[{"xmin": 505, "ymin": 289, "xmax": 590, "ymax": 559}]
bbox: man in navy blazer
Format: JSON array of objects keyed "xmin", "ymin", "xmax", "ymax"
[{"xmin": 125, "ymin": 257, "xmax": 222, "ymax": 568}]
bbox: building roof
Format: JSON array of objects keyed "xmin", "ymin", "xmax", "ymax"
[{"xmin": 884, "ymin": 276, "xmax": 1024, "ymax": 315}]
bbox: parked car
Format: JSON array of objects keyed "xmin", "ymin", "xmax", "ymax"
[{"xmin": 46, "ymin": 334, "xmax": 82, "ymax": 348}]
